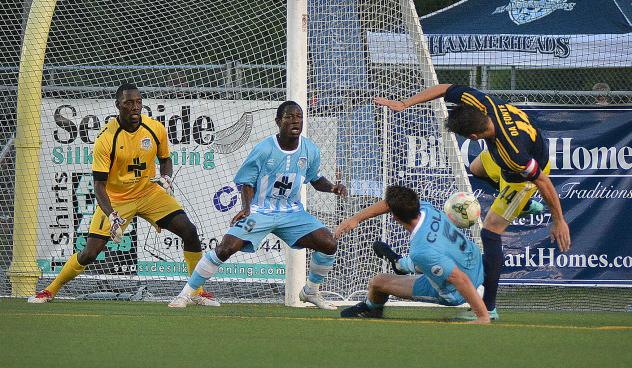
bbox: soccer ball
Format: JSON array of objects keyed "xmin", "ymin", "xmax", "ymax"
[{"xmin": 443, "ymin": 191, "xmax": 481, "ymax": 228}]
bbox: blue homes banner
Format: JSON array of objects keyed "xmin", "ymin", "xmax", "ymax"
[{"xmin": 457, "ymin": 106, "xmax": 632, "ymax": 285}]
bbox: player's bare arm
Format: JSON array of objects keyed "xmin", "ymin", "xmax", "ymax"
[
  {"xmin": 93, "ymin": 178, "xmax": 114, "ymax": 216},
  {"xmin": 94, "ymin": 177, "xmax": 125, "ymax": 242},
  {"xmin": 158, "ymin": 156, "xmax": 173, "ymax": 177},
  {"xmin": 311, "ymin": 176, "xmax": 347, "ymax": 197},
  {"xmin": 375, "ymin": 84, "xmax": 452, "ymax": 112},
  {"xmin": 231, "ymin": 184, "xmax": 255, "ymax": 225},
  {"xmin": 533, "ymin": 173, "xmax": 571, "ymax": 252},
  {"xmin": 334, "ymin": 200, "xmax": 390, "ymax": 239},
  {"xmin": 447, "ymin": 267, "xmax": 490, "ymax": 324}
]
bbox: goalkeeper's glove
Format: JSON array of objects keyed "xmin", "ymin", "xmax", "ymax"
[
  {"xmin": 108, "ymin": 211, "xmax": 126, "ymax": 243},
  {"xmin": 151, "ymin": 175, "xmax": 174, "ymax": 196}
]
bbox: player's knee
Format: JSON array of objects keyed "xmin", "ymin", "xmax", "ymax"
[
  {"xmin": 181, "ymin": 223, "xmax": 201, "ymax": 252},
  {"xmin": 316, "ymin": 231, "xmax": 337, "ymax": 255},
  {"xmin": 320, "ymin": 239, "xmax": 337, "ymax": 255},
  {"xmin": 470, "ymin": 156, "xmax": 487, "ymax": 177},
  {"xmin": 77, "ymin": 252, "xmax": 96, "ymax": 266},
  {"xmin": 77, "ymin": 240, "xmax": 105, "ymax": 265},
  {"xmin": 215, "ymin": 237, "xmax": 241, "ymax": 261},
  {"xmin": 368, "ymin": 274, "xmax": 387, "ymax": 293}
]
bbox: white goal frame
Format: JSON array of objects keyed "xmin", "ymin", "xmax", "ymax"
[{"xmin": 7, "ymin": 0, "xmax": 477, "ymax": 307}]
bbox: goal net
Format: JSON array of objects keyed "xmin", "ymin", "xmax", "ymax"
[
  {"xmin": 306, "ymin": 0, "xmax": 475, "ymax": 303},
  {"xmin": 1, "ymin": 0, "xmax": 474, "ymax": 303}
]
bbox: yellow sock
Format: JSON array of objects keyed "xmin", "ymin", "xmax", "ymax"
[
  {"xmin": 45, "ymin": 253, "xmax": 86, "ymax": 296},
  {"xmin": 183, "ymin": 250, "xmax": 204, "ymax": 295}
]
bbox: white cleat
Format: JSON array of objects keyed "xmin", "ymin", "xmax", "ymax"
[
  {"xmin": 168, "ymin": 295, "xmax": 192, "ymax": 308},
  {"xmin": 190, "ymin": 291, "xmax": 221, "ymax": 307},
  {"xmin": 299, "ymin": 288, "xmax": 337, "ymax": 310}
]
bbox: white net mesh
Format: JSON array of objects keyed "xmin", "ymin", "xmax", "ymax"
[
  {"xmin": 3, "ymin": 0, "xmax": 289, "ymax": 301},
  {"xmin": 1, "ymin": 0, "xmax": 473, "ymax": 303},
  {"xmin": 307, "ymin": 0, "xmax": 474, "ymax": 302}
]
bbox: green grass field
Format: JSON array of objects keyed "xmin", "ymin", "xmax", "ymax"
[{"xmin": 1, "ymin": 298, "xmax": 631, "ymax": 368}]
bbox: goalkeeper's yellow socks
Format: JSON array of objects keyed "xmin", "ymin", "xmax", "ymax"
[
  {"xmin": 183, "ymin": 250, "xmax": 202, "ymax": 276},
  {"xmin": 183, "ymin": 250, "xmax": 205, "ymax": 296},
  {"xmin": 45, "ymin": 253, "xmax": 86, "ymax": 296}
]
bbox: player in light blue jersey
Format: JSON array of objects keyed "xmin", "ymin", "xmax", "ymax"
[
  {"xmin": 335, "ymin": 185, "xmax": 490, "ymax": 324},
  {"xmin": 377, "ymin": 85, "xmax": 572, "ymax": 321},
  {"xmin": 169, "ymin": 101, "xmax": 347, "ymax": 309}
]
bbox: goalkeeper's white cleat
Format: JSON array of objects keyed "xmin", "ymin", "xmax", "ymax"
[
  {"xmin": 168, "ymin": 295, "xmax": 193, "ymax": 308},
  {"xmin": 299, "ymin": 288, "xmax": 337, "ymax": 310},
  {"xmin": 190, "ymin": 291, "xmax": 221, "ymax": 307},
  {"xmin": 27, "ymin": 290, "xmax": 54, "ymax": 304}
]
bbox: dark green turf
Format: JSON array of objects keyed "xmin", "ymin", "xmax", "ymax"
[{"xmin": 1, "ymin": 299, "xmax": 631, "ymax": 368}]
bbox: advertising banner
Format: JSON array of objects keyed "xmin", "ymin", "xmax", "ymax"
[
  {"xmin": 36, "ymin": 99, "xmax": 284, "ymax": 281},
  {"xmin": 368, "ymin": 0, "xmax": 632, "ymax": 68},
  {"xmin": 456, "ymin": 106, "xmax": 632, "ymax": 285}
]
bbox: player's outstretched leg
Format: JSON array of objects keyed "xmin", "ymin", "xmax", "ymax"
[
  {"xmin": 295, "ymin": 227, "xmax": 338, "ymax": 310},
  {"xmin": 161, "ymin": 212, "xmax": 219, "ymax": 307},
  {"xmin": 300, "ymin": 251, "xmax": 337, "ymax": 310},
  {"xmin": 340, "ymin": 301, "xmax": 384, "ymax": 318},
  {"xmin": 167, "ymin": 233, "xmax": 248, "ymax": 309},
  {"xmin": 169, "ymin": 249, "xmax": 222, "ymax": 308},
  {"xmin": 28, "ymin": 238, "xmax": 106, "ymax": 303}
]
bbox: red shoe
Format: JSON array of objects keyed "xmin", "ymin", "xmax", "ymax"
[
  {"xmin": 27, "ymin": 290, "xmax": 54, "ymax": 304},
  {"xmin": 190, "ymin": 290, "xmax": 220, "ymax": 307}
]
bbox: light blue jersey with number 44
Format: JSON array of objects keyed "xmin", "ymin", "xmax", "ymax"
[{"xmin": 234, "ymin": 135, "xmax": 322, "ymax": 214}]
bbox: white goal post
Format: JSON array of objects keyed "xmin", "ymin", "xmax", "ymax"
[{"xmin": 1, "ymin": 0, "xmax": 476, "ymax": 305}]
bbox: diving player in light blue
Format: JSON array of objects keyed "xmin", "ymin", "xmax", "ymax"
[
  {"xmin": 169, "ymin": 101, "xmax": 347, "ymax": 309},
  {"xmin": 335, "ymin": 185, "xmax": 490, "ymax": 323},
  {"xmin": 376, "ymin": 84, "xmax": 571, "ymax": 321}
]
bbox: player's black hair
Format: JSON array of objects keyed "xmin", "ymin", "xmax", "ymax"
[
  {"xmin": 385, "ymin": 185, "xmax": 420, "ymax": 224},
  {"xmin": 115, "ymin": 83, "xmax": 139, "ymax": 102},
  {"xmin": 446, "ymin": 104, "xmax": 488, "ymax": 137},
  {"xmin": 276, "ymin": 101, "xmax": 301, "ymax": 120}
]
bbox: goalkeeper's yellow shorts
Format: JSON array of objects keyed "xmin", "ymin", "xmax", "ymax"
[
  {"xmin": 479, "ymin": 150, "xmax": 550, "ymax": 222},
  {"xmin": 88, "ymin": 188, "xmax": 183, "ymax": 238}
]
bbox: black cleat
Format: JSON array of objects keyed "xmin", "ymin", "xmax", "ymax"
[
  {"xmin": 340, "ymin": 302, "xmax": 384, "ymax": 318},
  {"xmin": 372, "ymin": 240, "xmax": 406, "ymax": 275}
]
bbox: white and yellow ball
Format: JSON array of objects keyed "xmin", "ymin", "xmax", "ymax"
[{"xmin": 443, "ymin": 191, "xmax": 481, "ymax": 228}]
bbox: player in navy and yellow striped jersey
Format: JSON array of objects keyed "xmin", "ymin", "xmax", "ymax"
[
  {"xmin": 28, "ymin": 83, "xmax": 217, "ymax": 306},
  {"xmin": 376, "ymin": 84, "xmax": 571, "ymax": 320}
]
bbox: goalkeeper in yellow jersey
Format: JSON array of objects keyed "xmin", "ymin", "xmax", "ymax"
[{"xmin": 28, "ymin": 83, "xmax": 218, "ymax": 306}]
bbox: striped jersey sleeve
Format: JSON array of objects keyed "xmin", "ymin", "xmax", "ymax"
[{"xmin": 444, "ymin": 84, "xmax": 495, "ymax": 115}]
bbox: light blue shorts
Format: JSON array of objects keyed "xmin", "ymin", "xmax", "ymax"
[
  {"xmin": 226, "ymin": 210, "xmax": 325, "ymax": 253},
  {"xmin": 411, "ymin": 275, "xmax": 465, "ymax": 306}
]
